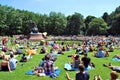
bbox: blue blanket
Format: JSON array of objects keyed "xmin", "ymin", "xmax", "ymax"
[
  {"xmin": 64, "ymin": 63, "xmax": 78, "ymax": 71},
  {"xmin": 50, "ymin": 69, "xmax": 61, "ymax": 78},
  {"xmin": 64, "ymin": 63, "xmax": 94, "ymax": 71},
  {"xmin": 26, "ymin": 70, "xmax": 34, "ymax": 75},
  {"xmin": 112, "ymin": 58, "xmax": 120, "ymax": 62},
  {"xmin": 85, "ymin": 65, "xmax": 94, "ymax": 70},
  {"xmin": 26, "ymin": 69, "xmax": 61, "ymax": 78}
]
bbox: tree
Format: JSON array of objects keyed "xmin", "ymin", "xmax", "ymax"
[
  {"xmin": 108, "ymin": 14, "xmax": 120, "ymax": 35},
  {"xmin": 88, "ymin": 18, "xmax": 108, "ymax": 35},
  {"xmin": 37, "ymin": 14, "xmax": 48, "ymax": 33},
  {"xmin": 8, "ymin": 10, "xmax": 22, "ymax": 36},
  {"xmin": 47, "ymin": 12, "xmax": 67, "ymax": 35},
  {"xmin": 66, "ymin": 12, "xmax": 84, "ymax": 35},
  {"xmin": 84, "ymin": 15, "xmax": 95, "ymax": 35},
  {"xmin": 107, "ymin": 6, "xmax": 120, "ymax": 35},
  {"xmin": 102, "ymin": 12, "xmax": 111, "ymax": 27}
]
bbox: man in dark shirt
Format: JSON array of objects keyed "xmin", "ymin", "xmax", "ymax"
[
  {"xmin": 81, "ymin": 53, "xmax": 91, "ymax": 68},
  {"xmin": 66, "ymin": 64, "xmax": 90, "ymax": 80}
]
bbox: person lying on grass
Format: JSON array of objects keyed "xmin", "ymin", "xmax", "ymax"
[
  {"xmin": 26, "ymin": 47, "xmax": 37, "ymax": 55},
  {"xmin": 112, "ymin": 54, "xmax": 120, "ymax": 59},
  {"xmin": 34, "ymin": 66, "xmax": 46, "ymax": 77},
  {"xmin": 103, "ymin": 63, "xmax": 120, "ymax": 72},
  {"xmin": 0, "ymin": 54, "xmax": 18, "ymax": 72},
  {"xmin": 0, "ymin": 51, "xmax": 14, "ymax": 60},
  {"xmin": 0, "ymin": 51, "xmax": 6, "ymax": 59},
  {"xmin": 20, "ymin": 54, "xmax": 31, "ymax": 62}
]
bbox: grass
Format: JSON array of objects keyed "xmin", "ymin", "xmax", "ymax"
[{"xmin": 0, "ymin": 40, "xmax": 120, "ymax": 80}]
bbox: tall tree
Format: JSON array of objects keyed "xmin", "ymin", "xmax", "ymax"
[
  {"xmin": 47, "ymin": 12, "xmax": 67, "ymax": 35},
  {"xmin": 107, "ymin": 6, "xmax": 120, "ymax": 35},
  {"xmin": 84, "ymin": 15, "xmax": 95, "ymax": 35},
  {"xmin": 88, "ymin": 18, "xmax": 108, "ymax": 35},
  {"xmin": 102, "ymin": 12, "xmax": 111, "ymax": 26},
  {"xmin": 66, "ymin": 13, "xmax": 84, "ymax": 35}
]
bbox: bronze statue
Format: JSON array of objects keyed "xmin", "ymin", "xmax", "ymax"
[{"xmin": 30, "ymin": 20, "xmax": 38, "ymax": 33}]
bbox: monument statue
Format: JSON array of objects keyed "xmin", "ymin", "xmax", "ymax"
[
  {"xmin": 29, "ymin": 20, "xmax": 44, "ymax": 40},
  {"xmin": 30, "ymin": 20, "xmax": 38, "ymax": 34}
]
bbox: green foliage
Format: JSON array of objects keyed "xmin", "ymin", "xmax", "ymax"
[
  {"xmin": 88, "ymin": 18, "xmax": 108, "ymax": 35},
  {"xmin": 84, "ymin": 16, "xmax": 96, "ymax": 35},
  {"xmin": 66, "ymin": 12, "xmax": 84, "ymax": 35},
  {"xmin": 47, "ymin": 12, "xmax": 67, "ymax": 35},
  {"xmin": 0, "ymin": 4, "xmax": 120, "ymax": 36}
]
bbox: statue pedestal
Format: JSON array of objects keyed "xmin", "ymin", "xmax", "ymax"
[{"xmin": 29, "ymin": 33, "xmax": 44, "ymax": 41}]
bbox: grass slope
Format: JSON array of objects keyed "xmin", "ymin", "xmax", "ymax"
[{"xmin": 0, "ymin": 41, "xmax": 120, "ymax": 80}]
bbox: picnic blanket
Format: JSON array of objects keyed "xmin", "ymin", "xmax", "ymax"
[
  {"xmin": 112, "ymin": 58, "xmax": 120, "ymax": 62},
  {"xmin": 64, "ymin": 63, "xmax": 94, "ymax": 71},
  {"xmin": 50, "ymin": 69, "xmax": 61, "ymax": 78},
  {"xmin": 26, "ymin": 70, "xmax": 34, "ymax": 75},
  {"xmin": 26, "ymin": 69, "xmax": 61, "ymax": 78},
  {"xmin": 64, "ymin": 63, "xmax": 78, "ymax": 71},
  {"xmin": 85, "ymin": 65, "xmax": 94, "ymax": 70}
]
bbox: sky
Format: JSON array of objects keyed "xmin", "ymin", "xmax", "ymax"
[{"xmin": 0, "ymin": 0, "xmax": 120, "ymax": 18}]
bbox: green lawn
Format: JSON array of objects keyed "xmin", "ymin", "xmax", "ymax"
[{"xmin": 0, "ymin": 41, "xmax": 120, "ymax": 80}]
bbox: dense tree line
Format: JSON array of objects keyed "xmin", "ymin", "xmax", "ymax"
[{"xmin": 0, "ymin": 4, "xmax": 120, "ymax": 36}]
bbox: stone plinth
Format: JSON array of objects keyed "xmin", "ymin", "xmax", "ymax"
[{"xmin": 29, "ymin": 33, "xmax": 44, "ymax": 41}]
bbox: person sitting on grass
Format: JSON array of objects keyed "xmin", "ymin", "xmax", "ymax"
[
  {"xmin": 110, "ymin": 71, "xmax": 119, "ymax": 80},
  {"xmin": 70, "ymin": 55, "xmax": 81, "ymax": 69},
  {"xmin": 94, "ymin": 47, "xmax": 109, "ymax": 58},
  {"xmin": 0, "ymin": 54, "xmax": 18, "ymax": 72},
  {"xmin": 65, "ymin": 55, "xmax": 81, "ymax": 70},
  {"xmin": 81, "ymin": 53, "xmax": 94, "ymax": 68},
  {"xmin": 66, "ymin": 44, "xmax": 70, "ymax": 51},
  {"xmin": 66, "ymin": 64, "xmax": 90, "ymax": 80},
  {"xmin": 57, "ymin": 48, "xmax": 64, "ymax": 55},
  {"xmin": 40, "ymin": 47, "xmax": 47, "ymax": 54},
  {"xmin": 75, "ymin": 47, "xmax": 84, "ymax": 55},
  {"xmin": 103, "ymin": 63, "xmax": 120, "ymax": 72},
  {"xmin": 46, "ymin": 48, "xmax": 57, "ymax": 62},
  {"xmin": 62, "ymin": 46, "xmax": 66, "ymax": 51},
  {"xmin": 42, "ymin": 56, "xmax": 54, "ymax": 75},
  {"xmin": 20, "ymin": 54, "xmax": 28, "ymax": 62},
  {"xmin": 108, "ymin": 45, "xmax": 114, "ymax": 52}
]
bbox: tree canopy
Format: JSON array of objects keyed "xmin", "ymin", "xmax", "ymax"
[{"xmin": 0, "ymin": 4, "xmax": 120, "ymax": 36}]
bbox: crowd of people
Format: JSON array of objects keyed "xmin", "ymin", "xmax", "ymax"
[{"xmin": 0, "ymin": 36, "xmax": 120, "ymax": 79}]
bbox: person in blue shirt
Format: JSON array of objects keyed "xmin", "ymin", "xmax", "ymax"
[
  {"xmin": 94, "ymin": 47, "xmax": 109, "ymax": 58},
  {"xmin": 9, "ymin": 54, "xmax": 18, "ymax": 70},
  {"xmin": 0, "ymin": 54, "xmax": 18, "ymax": 72}
]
